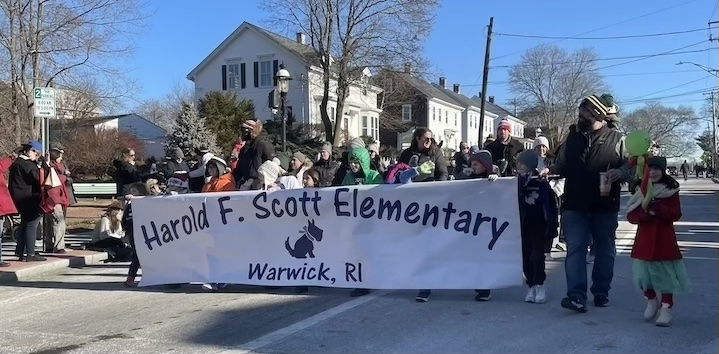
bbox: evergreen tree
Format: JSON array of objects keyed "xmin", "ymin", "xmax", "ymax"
[
  {"xmin": 199, "ymin": 91, "xmax": 254, "ymax": 155},
  {"xmin": 166, "ymin": 102, "xmax": 218, "ymax": 161}
]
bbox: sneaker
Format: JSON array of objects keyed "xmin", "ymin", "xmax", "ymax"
[
  {"xmin": 201, "ymin": 283, "xmax": 218, "ymax": 292},
  {"xmin": 561, "ymin": 296, "xmax": 587, "ymax": 313},
  {"xmin": 655, "ymin": 303, "xmax": 672, "ymax": 327},
  {"xmin": 0, "ymin": 261, "xmax": 10, "ymax": 267},
  {"xmin": 534, "ymin": 285, "xmax": 547, "ymax": 304},
  {"xmin": 350, "ymin": 288, "xmax": 370, "ymax": 297},
  {"xmin": 415, "ymin": 290, "xmax": 431, "ymax": 302},
  {"xmin": 475, "ymin": 290, "xmax": 492, "ymax": 302},
  {"xmin": 643, "ymin": 297, "xmax": 660, "ymax": 321},
  {"xmin": 525, "ymin": 286, "xmax": 536, "ymax": 303},
  {"xmin": 24, "ymin": 255, "xmax": 46, "ymax": 262},
  {"xmin": 594, "ymin": 295, "xmax": 609, "ymax": 307},
  {"xmin": 54, "ymin": 249, "xmax": 67, "ymax": 254}
]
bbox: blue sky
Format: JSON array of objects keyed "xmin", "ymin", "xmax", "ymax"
[{"xmin": 128, "ymin": 0, "xmax": 718, "ymax": 119}]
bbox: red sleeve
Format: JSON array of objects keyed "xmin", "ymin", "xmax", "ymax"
[
  {"xmin": 650, "ymin": 193, "xmax": 682, "ymax": 222},
  {"xmin": 627, "ymin": 207, "xmax": 652, "ymax": 224},
  {"xmin": 0, "ymin": 157, "xmax": 12, "ymax": 173}
]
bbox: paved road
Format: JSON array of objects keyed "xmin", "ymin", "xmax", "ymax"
[{"xmin": 1, "ymin": 178, "xmax": 717, "ymax": 353}]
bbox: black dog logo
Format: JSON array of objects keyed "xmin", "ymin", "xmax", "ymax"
[{"xmin": 285, "ymin": 220, "xmax": 324, "ymax": 258}]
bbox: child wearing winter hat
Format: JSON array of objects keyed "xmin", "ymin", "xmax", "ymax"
[
  {"xmin": 515, "ymin": 150, "xmax": 559, "ymax": 304},
  {"xmin": 202, "ymin": 157, "xmax": 236, "ymax": 193},
  {"xmin": 627, "ymin": 156, "xmax": 689, "ymax": 327}
]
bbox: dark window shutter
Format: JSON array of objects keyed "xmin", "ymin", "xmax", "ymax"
[
  {"xmin": 221, "ymin": 65, "xmax": 227, "ymax": 90},
  {"xmin": 273, "ymin": 60, "xmax": 279, "ymax": 86},
  {"xmin": 240, "ymin": 63, "xmax": 246, "ymax": 89},
  {"xmin": 253, "ymin": 61, "xmax": 259, "ymax": 88}
]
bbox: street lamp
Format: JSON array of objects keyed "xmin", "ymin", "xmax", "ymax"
[
  {"xmin": 275, "ymin": 63, "xmax": 292, "ymax": 152},
  {"xmin": 676, "ymin": 61, "xmax": 719, "ymax": 78}
]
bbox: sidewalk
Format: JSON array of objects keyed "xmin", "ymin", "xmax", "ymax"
[{"xmin": 0, "ymin": 233, "xmax": 108, "ymax": 283}]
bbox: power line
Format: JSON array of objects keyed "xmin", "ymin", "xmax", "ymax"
[
  {"xmin": 491, "ymin": 43, "xmax": 712, "ymax": 69},
  {"xmin": 626, "ymin": 76, "xmax": 712, "ymax": 101},
  {"xmin": 495, "ymin": 27, "xmax": 716, "ymax": 40},
  {"xmin": 620, "ymin": 87, "xmax": 718, "ymax": 104},
  {"xmin": 458, "ymin": 69, "xmax": 707, "ymax": 87},
  {"xmin": 489, "ymin": 0, "xmax": 701, "ymax": 61}
]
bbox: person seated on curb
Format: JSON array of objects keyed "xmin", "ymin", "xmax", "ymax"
[
  {"xmin": 89, "ymin": 200, "xmax": 131, "ymax": 261},
  {"xmin": 411, "ymin": 150, "xmax": 498, "ymax": 303}
]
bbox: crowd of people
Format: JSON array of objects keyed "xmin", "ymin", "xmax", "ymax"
[{"xmin": 0, "ymin": 93, "xmax": 690, "ymax": 327}]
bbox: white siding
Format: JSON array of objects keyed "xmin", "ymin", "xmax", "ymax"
[{"xmin": 426, "ymin": 99, "xmax": 463, "ymax": 151}]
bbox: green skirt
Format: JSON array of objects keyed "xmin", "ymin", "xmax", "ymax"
[{"xmin": 633, "ymin": 259, "xmax": 691, "ymax": 294}]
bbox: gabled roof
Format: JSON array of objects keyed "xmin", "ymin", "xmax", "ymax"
[
  {"xmin": 187, "ymin": 22, "xmax": 322, "ymax": 80},
  {"xmin": 49, "ymin": 113, "xmax": 167, "ymax": 133},
  {"xmin": 398, "ymin": 74, "xmax": 463, "ymax": 109}
]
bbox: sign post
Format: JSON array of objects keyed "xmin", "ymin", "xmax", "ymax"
[{"xmin": 33, "ymin": 87, "xmax": 56, "ymax": 154}]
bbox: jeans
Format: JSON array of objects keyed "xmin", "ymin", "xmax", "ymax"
[
  {"xmin": 562, "ymin": 210, "xmax": 617, "ymax": 300},
  {"xmin": 15, "ymin": 215, "xmax": 42, "ymax": 257}
]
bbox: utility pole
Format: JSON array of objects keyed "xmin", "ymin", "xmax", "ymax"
[
  {"xmin": 478, "ymin": 17, "xmax": 493, "ymax": 145},
  {"xmin": 711, "ymin": 91, "xmax": 717, "ymax": 173}
]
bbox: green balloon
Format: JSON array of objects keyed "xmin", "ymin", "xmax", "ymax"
[{"xmin": 626, "ymin": 131, "xmax": 651, "ymax": 157}]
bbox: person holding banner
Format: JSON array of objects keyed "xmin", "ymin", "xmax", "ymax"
[
  {"xmin": 233, "ymin": 119, "xmax": 274, "ymax": 191},
  {"xmin": 123, "ymin": 181, "xmax": 154, "ymax": 287},
  {"xmin": 398, "ymin": 128, "xmax": 448, "ymax": 182},
  {"xmin": 550, "ymin": 94, "xmax": 631, "ymax": 313}
]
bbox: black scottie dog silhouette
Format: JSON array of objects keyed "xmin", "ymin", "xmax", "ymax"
[{"xmin": 285, "ymin": 220, "xmax": 324, "ymax": 258}]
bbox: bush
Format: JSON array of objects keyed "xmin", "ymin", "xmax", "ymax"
[{"xmin": 59, "ymin": 129, "xmax": 145, "ymax": 181}]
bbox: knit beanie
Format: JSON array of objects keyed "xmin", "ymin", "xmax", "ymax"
[
  {"xmin": 348, "ymin": 137, "xmax": 365, "ymax": 149},
  {"xmin": 516, "ymin": 150, "xmax": 539, "ymax": 171},
  {"xmin": 533, "ymin": 136, "xmax": 549, "ymax": 149},
  {"xmin": 498, "ymin": 119, "xmax": 512, "ymax": 133},
  {"xmin": 469, "ymin": 150, "xmax": 494, "ymax": 174},
  {"xmin": 368, "ymin": 143, "xmax": 379, "ymax": 154},
  {"xmin": 469, "ymin": 145, "xmax": 480, "ymax": 154},
  {"xmin": 292, "ymin": 152, "xmax": 307, "ymax": 164},
  {"xmin": 321, "ymin": 142, "xmax": 333, "ymax": 154},
  {"xmin": 647, "ymin": 156, "xmax": 667, "ymax": 171},
  {"xmin": 258, "ymin": 160, "xmax": 282, "ymax": 186}
]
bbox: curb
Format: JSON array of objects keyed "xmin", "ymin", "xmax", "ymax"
[{"xmin": 0, "ymin": 251, "xmax": 108, "ymax": 283}]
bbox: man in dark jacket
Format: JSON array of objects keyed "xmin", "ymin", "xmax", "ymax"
[
  {"xmin": 453, "ymin": 142, "xmax": 470, "ymax": 177},
  {"xmin": 233, "ymin": 119, "xmax": 274, "ymax": 190},
  {"xmin": 550, "ymin": 94, "xmax": 631, "ymax": 313},
  {"xmin": 9, "ymin": 141, "xmax": 46, "ymax": 262},
  {"xmin": 162, "ymin": 147, "xmax": 190, "ymax": 177},
  {"xmin": 314, "ymin": 142, "xmax": 340, "ymax": 187},
  {"xmin": 486, "ymin": 120, "xmax": 524, "ymax": 176}
]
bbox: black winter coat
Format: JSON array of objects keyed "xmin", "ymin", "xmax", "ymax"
[
  {"xmin": 113, "ymin": 159, "xmax": 141, "ymax": 196},
  {"xmin": 8, "ymin": 157, "xmax": 42, "ymax": 218},
  {"xmin": 233, "ymin": 136, "xmax": 274, "ymax": 189},
  {"xmin": 485, "ymin": 138, "xmax": 525, "ymax": 177},
  {"xmin": 314, "ymin": 158, "xmax": 340, "ymax": 187}
]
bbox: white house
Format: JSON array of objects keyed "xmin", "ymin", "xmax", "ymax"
[
  {"xmin": 186, "ymin": 22, "xmax": 383, "ymax": 144},
  {"xmin": 50, "ymin": 114, "xmax": 167, "ymax": 158},
  {"xmin": 435, "ymin": 80, "xmax": 496, "ymax": 148}
]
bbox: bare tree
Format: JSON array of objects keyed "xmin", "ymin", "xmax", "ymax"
[
  {"xmin": 264, "ymin": 0, "xmax": 438, "ymax": 146},
  {"xmin": 0, "ymin": 0, "xmax": 144, "ymax": 145},
  {"xmin": 509, "ymin": 44, "xmax": 606, "ymax": 147},
  {"xmin": 623, "ymin": 102, "xmax": 698, "ymax": 158},
  {"xmin": 134, "ymin": 81, "xmax": 194, "ymax": 131}
]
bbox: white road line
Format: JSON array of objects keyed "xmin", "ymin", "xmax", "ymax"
[{"xmin": 219, "ymin": 291, "xmax": 389, "ymax": 354}]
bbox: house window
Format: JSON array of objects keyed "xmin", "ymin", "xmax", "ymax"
[
  {"xmin": 372, "ymin": 116, "xmax": 379, "ymax": 140},
  {"xmin": 260, "ymin": 60, "xmax": 272, "ymax": 87},
  {"xmin": 227, "ymin": 63, "xmax": 239, "ymax": 89},
  {"xmin": 331, "ymin": 106, "xmax": 336, "ymax": 123},
  {"xmin": 432, "ymin": 107, "xmax": 436, "ymax": 121},
  {"xmin": 402, "ymin": 104, "xmax": 412, "ymax": 121},
  {"xmin": 445, "ymin": 110, "xmax": 448, "ymax": 123},
  {"xmin": 362, "ymin": 115, "xmax": 369, "ymax": 137},
  {"xmin": 454, "ymin": 112, "xmax": 457, "ymax": 127}
]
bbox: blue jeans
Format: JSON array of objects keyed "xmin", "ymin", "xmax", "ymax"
[
  {"xmin": 562, "ymin": 210, "xmax": 617, "ymax": 300},
  {"xmin": 15, "ymin": 215, "xmax": 42, "ymax": 257}
]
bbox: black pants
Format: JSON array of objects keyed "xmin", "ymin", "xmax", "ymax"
[
  {"xmin": 522, "ymin": 231, "xmax": 546, "ymax": 287},
  {"xmin": 127, "ymin": 231, "xmax": 140, "ymax": 278}
]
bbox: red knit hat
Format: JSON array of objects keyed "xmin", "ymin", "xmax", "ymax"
[{"xmin": 498, "ymin": 119, "xmax": 512, "ymax": 133}]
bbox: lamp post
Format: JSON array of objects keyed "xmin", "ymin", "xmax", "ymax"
[{"xmin": 275, "ymin": 64, "xmax": 292, "ymax": 152}]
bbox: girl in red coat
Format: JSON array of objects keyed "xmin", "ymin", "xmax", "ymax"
[{"xmin": 627, "ymin": 156, "xmax": 690, "ymax": 327}]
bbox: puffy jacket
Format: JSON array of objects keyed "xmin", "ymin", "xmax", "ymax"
[
  {"xmin": 9, "ymin": 156, "xmax": 42, "ymax": 218},
  {"xmin": 342, "ymin": 148, "xmax": 383, "ymax": 185},
  {"xmin": 314, "ymin": 158, "xmax": 340, "ymax": 187},
  {"xmin": 202, "ymin": 173, "xmax": 236, "ymax": 193},
  {"xmin": 398, "ymin": 147, "xmax": 448, "ymax": 182},
  {"xmin": 485, "ymin": 138, "xmax": 525, "ymax": 177},
  {"xmin": 551, "ymin": 124, "xmax": 630, "ymax": 213},
  {"xmin": 0, "ymin": 157, "xmax": 18, "ymax": 216}
]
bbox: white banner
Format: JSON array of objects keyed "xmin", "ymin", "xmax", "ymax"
[{"xmin": 132, "ymin": 178, "xmax": 523, "ymax": 289}]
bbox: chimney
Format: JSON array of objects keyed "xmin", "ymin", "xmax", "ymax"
[
  {"xmin": 296, "ymin": 32, "xmax": 306, "ymax": 44},
  {"xmin": 488, "ymin": 96, "xmax": 495, "ymax": 103},
  {"xmin": 439, "ymin": 77, "xmax": 446, "ymax": 88},
  {"xmin": 403, "ymin": 62, "xmax": 412, "ymax": 74},
  {"xmin": 453, "ymin": 84, "xmax": 460, "ymax": 94}
]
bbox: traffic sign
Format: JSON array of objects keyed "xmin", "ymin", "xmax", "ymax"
[{"xmin": 33, "ymin": 87, "xmax": 56, "ymax": 118}]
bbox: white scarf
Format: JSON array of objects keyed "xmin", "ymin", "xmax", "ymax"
[{"xmin": 626, "ymin": 183, "xmax": 679, "ymax": 213}]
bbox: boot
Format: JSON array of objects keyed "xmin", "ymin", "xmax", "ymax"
[
  {"xmin": 643, "ymin": 297, "xmax": 660, "ymax": 321},
  {"xmin": 655, "ymin": 303, "xmax": 672, "ymax": 327}
]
